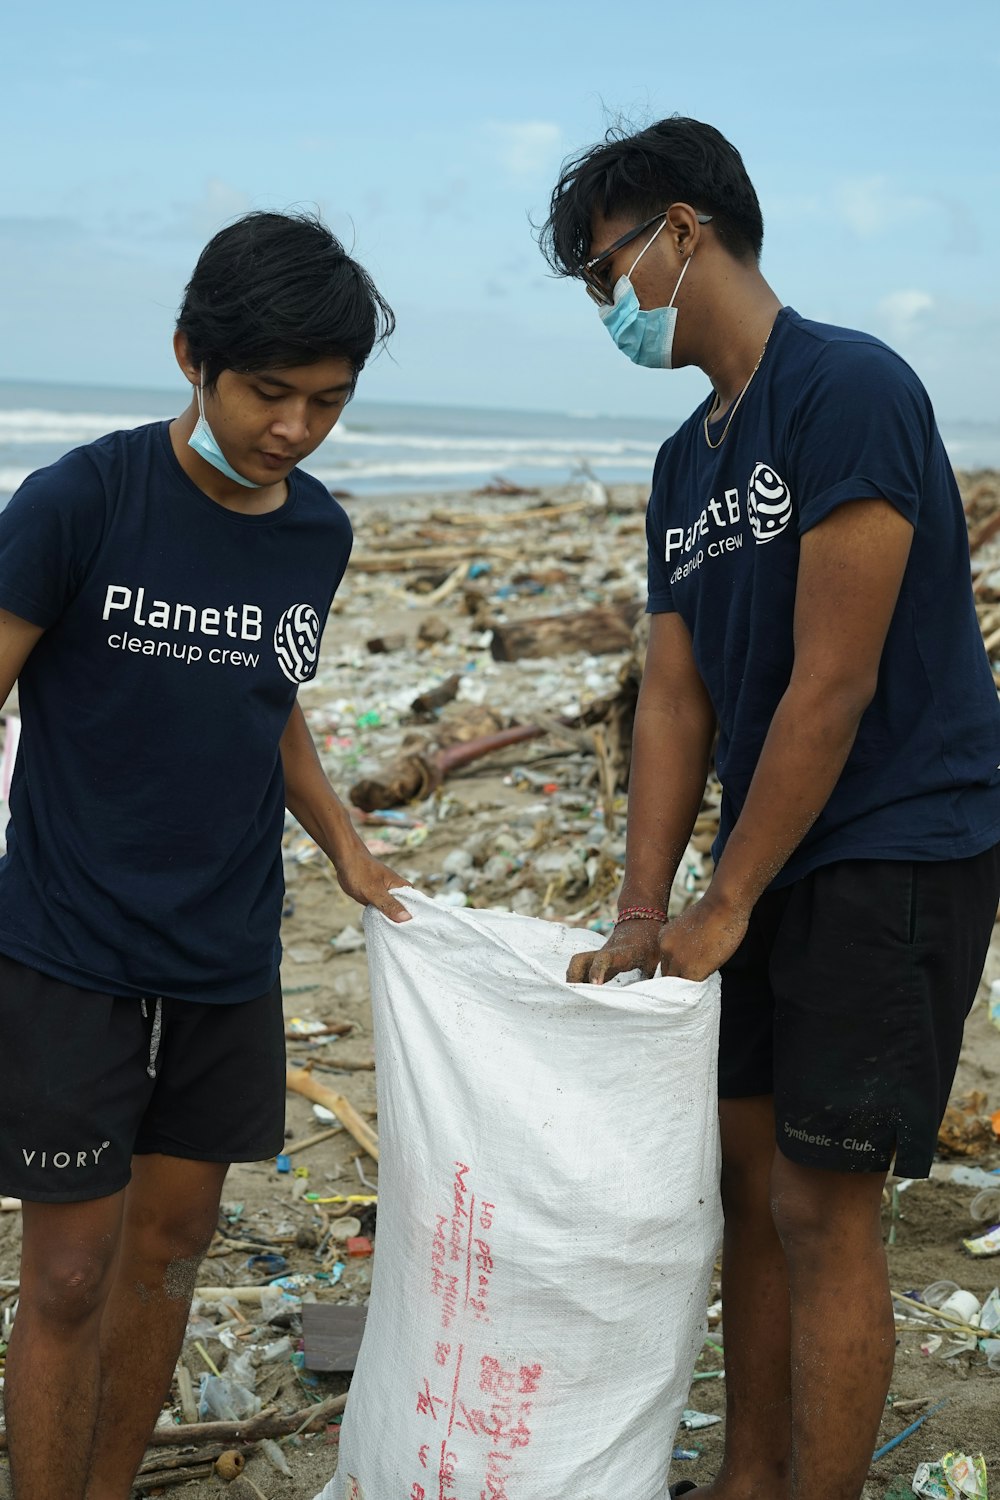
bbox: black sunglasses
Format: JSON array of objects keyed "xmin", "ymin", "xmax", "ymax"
[{"xmin": 582, "ymin": 209, "xmax": 714, "ymax": 305}]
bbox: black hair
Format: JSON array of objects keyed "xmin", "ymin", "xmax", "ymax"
[
  {"xmin": 540, "ymin": 116, "xmax": 764, "ymax": 276},
  {"xmin": 176, "ymin": 210, "xmax": 394, "ymax": 388}
]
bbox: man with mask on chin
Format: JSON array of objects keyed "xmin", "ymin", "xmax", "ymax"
[
  {"xmin": 0, "ymin": 211, "xmax": 411, "ymax": 1500},
  {"xmin": 542, "ymin": 119, "xmax": 1000, "ymax": 1500}
]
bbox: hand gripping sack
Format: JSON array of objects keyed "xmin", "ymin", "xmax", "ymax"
[{"xmin": 316, "ymin": 890, "xmax": 722, "ymax": 1500}]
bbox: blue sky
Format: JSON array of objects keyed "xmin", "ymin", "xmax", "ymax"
[{"xmin": 2, "ymin": 1, "xmax": 998, "ymax": 427}]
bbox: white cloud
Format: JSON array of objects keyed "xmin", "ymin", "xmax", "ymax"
[
  {"xmin": 836, "ymin": 175, "xmax": 933, "ymax": 239},
  {"xmin": 486, "ymin": 121, "xmax": 562, "ymax": 180},
  {"xmin": 876, "ymin": 288, "xmax": 935, "ymax": 340}
]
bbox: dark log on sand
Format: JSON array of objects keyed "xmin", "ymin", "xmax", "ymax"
[
  {"xmin": 489, "ymin": 604, "xmax": 642, "ymax": 662},
  {"xmin": 349, "ymin": 725, "xmax": 544, "ymax": 811}
]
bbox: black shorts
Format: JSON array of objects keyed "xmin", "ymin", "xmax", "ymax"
[
  {"xmin": 719, "ymin": 845, "xmax": 1000, "ymax": 1178},
  {"xmin": 0, "ymin": 953, "xmax": 286, "ymax": 1203}
]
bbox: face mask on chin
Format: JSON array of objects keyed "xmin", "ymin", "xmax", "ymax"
[
  {"xmin": 598, "ymin": 223, "xmax": 694, "ymax": 369},
  {"xmin": 187, "ymin": 368, "xmax": 265, "ymax": 488}
]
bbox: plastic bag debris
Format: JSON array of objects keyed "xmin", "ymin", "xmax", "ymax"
[
  {"xmin": 912, "ymin": 1452, "xmax": 987, "ymax": 1500},
  {"xmin": 963, "ymin": 1225, "xmax": 1000, "ymax": 1257},
  {"xmin": 198, "ymin": 1373, "xmax": 261, "ymax": 1422}
]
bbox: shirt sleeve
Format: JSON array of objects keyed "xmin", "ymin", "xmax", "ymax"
[
  {"xmin": 645, "ymin": 445, "xmax": 677, "ymax": 614},
  {"xmin": 0, "ymin": 450, "xmax": 108, "ymax": 628},
  {"xmin": 785, "ymin": 340, "xmax": 933, "ymax": 536}
]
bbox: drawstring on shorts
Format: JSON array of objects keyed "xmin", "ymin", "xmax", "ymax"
[{"xmin": 140, "ymin": 997, "xmax": 164, "ymax": 1079}]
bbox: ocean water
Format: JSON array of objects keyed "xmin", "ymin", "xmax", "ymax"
[
  {"xmin": 0, "ymin": 379, "xmax": 672, "ymax": 506},
  {"xmin": 3, "ymin": 379, "xmax": 999, "ymax": 510}
]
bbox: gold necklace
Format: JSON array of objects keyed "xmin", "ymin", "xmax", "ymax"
[{"xmin": 703, "ymin": 328, "xmax": 773, "ymax": 450}]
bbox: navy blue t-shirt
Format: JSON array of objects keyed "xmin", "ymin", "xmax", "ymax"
[
  {"xmin": 646, "ymin": 307, "xmax": 1000, "ymax": 884},
  {"xmin": 0, "ymin": 420, "xmax": 352, "ymax": 1001}
]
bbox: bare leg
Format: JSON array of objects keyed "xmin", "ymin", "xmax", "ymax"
[
  {"xmin": 6, "ymin": 1194, "xmax": 125, "ymax": 1500},
  {"xmin": 694, "ymin": 1096, "xmax": 792, "ymax": 1500},
  {"xmin": 84, "ymin": 1155, "xmax": 228, "ymax": 1500},
  {"xmin": 770, "ymin": 1154, "xmax": 892, "ymax": 1500}
]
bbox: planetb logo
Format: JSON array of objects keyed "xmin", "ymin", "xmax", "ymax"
[
  {"xmin": 274, "ymin": 604, "xmax": 321, "ymax": 683},
  {"xmin": 747, "ymin": 462, "xmax": 793, "ymax": 544}
]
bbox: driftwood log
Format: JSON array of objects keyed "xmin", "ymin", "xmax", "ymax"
[
  {"xmin": 0, "ymin": 1396, "xmax": 350, "ymax": 1454},
  {"xmin": 349, "ymin": 724, "xmax": 544, "ymax": 811},
  {"xmin": 286, "ymin": 1066, "xmax": 379, "ymax": 1160},
  {"xmin": 489, "ymin": 603, "xmax": 642, "ymax": 662}
]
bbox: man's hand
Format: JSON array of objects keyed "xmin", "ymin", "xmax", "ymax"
[
  {"xmin": 566, "ymin": 918, "xmax": 662, "ymax": 985},
  {"xmin": 335, "ymin": 844, "xmax": 412, "ymax": 923},
  {"xmin": 657, "ymin": 893, "xmax": 748, "ymax": 981}
]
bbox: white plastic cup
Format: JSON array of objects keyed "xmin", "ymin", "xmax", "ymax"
[
  {"xmin": 970, "ymin": 1188, "xmax": 1000, "ymax": 1224},
  {"xmin": 938, "ymin": 1289, "xmax": 981, "ymax": 1324},
  {"xmin": 922, "ymin": 1280, "xmax": 959, "ymax": 1308}
]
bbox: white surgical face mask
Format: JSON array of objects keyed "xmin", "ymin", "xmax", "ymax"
[
  {"xmin": 599, "ymin": 221, "xmax": 693, "ymax": 369},
  {"xmin": 187, "ymin": 369, "xmax": 264, "ymax": 488}
]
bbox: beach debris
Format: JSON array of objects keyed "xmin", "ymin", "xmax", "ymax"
[
  {"xmin": 365, "ymin": 632, "xmax": 406, "ymax": 654},
  {"xmin": 679, "ymin": 1409, "xmax": 722, "ymax": 1429},
  {"xmin": 489, "ymin": 604, "xmax": 640, "ymax": 662},
  {"xmin": 937, "ymin": 1092, "xmax": 995, "ymax": 1157},
  {"xmin": 348, "ymin": 723, "xmax": 544, "ymax": 811},
  {"xmin": 410, "ymin": 672, "xmax": 462, "ymax": 715},
  {"xmin": 962, "ymin": 1224, "xmax": 1000, "ymax": 1257},
  {"xmin": 912, "ymin": 1452, "xmax": 988, "ymax": 1500},
  {"xmin": 970, "ymin": 1186, "xmax": 1000, "ymax": 1222},
  {"xmin": 474, "ymin": 475, "xmax": 540, "ymax": 497},
  {"xmin": 216, "ymin": 1450, "xmax": 247, "ymax": 1481},
  {"xmin": 286, "ymin": 1065, "xmax": 379, "ymax": 1161},
  {"xmin": 417, "ymin": 614, "xmax": 451, "ymax": 646},
  {"xmin": 872, "ymin": 1398, "xmax": 947, "ymax": 1461},
  {"xmin": 285, "ymin": 1017, "xmax": 353, "ymax": 1040},
  {"xmin": 988, "ymin": 981, "xmax": 1000, "ymax": 1033},
  {"xmin": 302, "ymin": 1303, "xmax": 369, "ymax": 1372}
]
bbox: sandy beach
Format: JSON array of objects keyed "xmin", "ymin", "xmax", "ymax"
[{"xmin": 1, "ymin": 474, "xmax": 999, "ymax": 1497}]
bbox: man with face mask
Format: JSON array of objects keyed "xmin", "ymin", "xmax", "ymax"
[
  {"xmin": 543, "ymin": 119, "xmax": 1000, "ymax": 1500},
  {"xmin": 0, "ymin": 211, "xmax": 411, "ymax": 1500}
]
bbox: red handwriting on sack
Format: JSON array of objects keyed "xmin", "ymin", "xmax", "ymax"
[{"xmin": 414, "ymin": 1168, "xmax": 545, "ymax": 1498}]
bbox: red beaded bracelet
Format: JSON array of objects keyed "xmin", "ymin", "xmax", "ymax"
[{"xmin": 615, "ymin": 905, "xmax": 668, "ymax": 926}]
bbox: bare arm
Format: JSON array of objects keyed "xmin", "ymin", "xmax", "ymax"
[
  {"xmin": 280, "ymin": 700, "xmax": 410, "ymax": 922},
  {"xmin": 658, "ymin": 498, "xmax": 914, "ymax": 979},
  {"xmin": 568, "ymin": 611, "xmax": 716, "ymax": 982},
  {"xmin": 0, "ymin": 610, "xmax": 45, "ymax": 708}
]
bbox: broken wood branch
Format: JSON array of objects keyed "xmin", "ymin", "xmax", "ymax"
[
  {"xmin": 286, "ymin": 1067, "xmax": 379, "ymax": 1161},
  {"xmin": 410, "ymin": 673, "xmax": 462, "ymax": 716},
  {"xmin": 0, "ymin": 1397, "xmax": 349, "ymax": 1455},
  {"xmin": 349, "ymin": 724, "xmax": 544, "ymax": 812},
  {"xmin": 349, "ymin": 544, "xmax": 521, "ymax": 572}
]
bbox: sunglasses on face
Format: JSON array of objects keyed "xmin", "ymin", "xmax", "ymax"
[{"xmin": 582, "ymin": 209, "xmax": 714, "ymax": 306}]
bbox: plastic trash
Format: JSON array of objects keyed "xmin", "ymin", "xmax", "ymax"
[
  {"xmin": 912, "ymin": 1452, "xmax": 988, "ymax": 1500},
  {"xmin": 923, "ymin": 1280, "xmax": 960, "ymax": 1308},
  {"xmin": 970, "ymin": 1187, "xmax": 1000, "ymax": 1223},
  {"xmin": 261, "ymin": 1437, "xmax": 293, "ymax": 1477},
  {"xmin": 989, "ymin": 979, "xmax": 1000, "ymax": 1033},
  {"xmin": 978, "ymin": 1286, "xmax": 1000, "ymax": 1332},
  {"xmin": 680, "ymin": 1410, "xmax": 722, "ymax": 1429},
  {"xmin": 328, "ymin": 1216, "xmax": 362, "ymax": 1244},
  {"xmin": 963, "ymin": 1225, "xmax": 1000, "ymax": 1257},
  {"xmin": 246, "ymin": 1253, "xmax": 288, "ymax": 1277},
  {"xmin": 937, "ymin": 1289, "xmax": 981, "ymax": 1324},
  {"xmin": 198, "ymin": 1374, "xmax": 261, "ymax": 1423}
]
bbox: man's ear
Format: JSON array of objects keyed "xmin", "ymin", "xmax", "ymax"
[
  {"xmin": 173, "ymin": 331, "xmax": 200, "ymax": 387},
  {"xmin": 665, "ymin": 203, "xmax": 707, "ymax": 256}
]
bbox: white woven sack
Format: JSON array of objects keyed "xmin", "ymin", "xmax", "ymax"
[{"xmin": 316, "ymin": 889, "xmax": 722, "ymax": 1500}]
